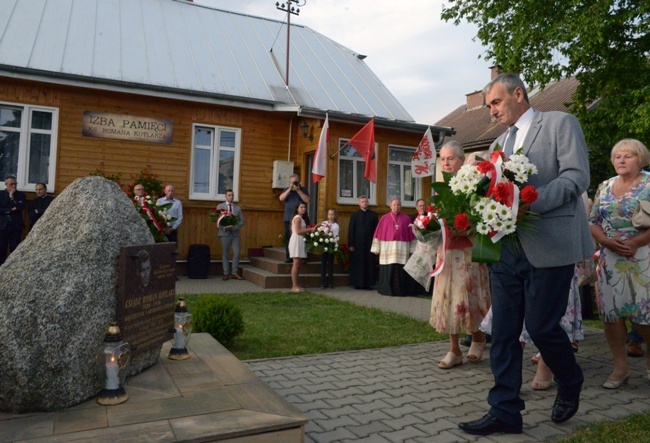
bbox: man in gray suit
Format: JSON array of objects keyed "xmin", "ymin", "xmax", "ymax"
[
  {"xmin": 459, "ymin": 73, "xmax": 593, "ymax": 436},
  {"xmin": 217, "ymin": 189, "xmax": 245, "ymax": 280}
]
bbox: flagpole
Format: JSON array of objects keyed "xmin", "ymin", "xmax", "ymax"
[
  {"xmin": 329, "ymin": 142, "xmax": 351, "ymax": 159},
  {"xmin": 329, "ymin": 117, "xmax": 374, "ymax": 159}
]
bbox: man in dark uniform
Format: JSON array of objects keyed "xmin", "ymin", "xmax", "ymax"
[
  {"xmin": 0, "ymin": 175, "xmax": 26, "ymax": 265},
  {"xmin": 348, "ymin": 195, "xmax": 378, "ymax": 289},
  {"xmin": 28, "ymin": 182, "xmax": 54, "ymax": 228},
  {"xmin": 410, "ymin": 198, "xmax": 426, "ymax": 222}
]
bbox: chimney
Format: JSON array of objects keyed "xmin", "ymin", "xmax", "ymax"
[
  {"xmin": 466, "ymin": 66, "xmax": 503, "ymax": 109},
  {"xmin": 466, "ymin": 91, "xmax": 484, "ymax": 109},
  {"xmin": 490, "ymin": 65, "xmax": 502, "ymax": 81}
]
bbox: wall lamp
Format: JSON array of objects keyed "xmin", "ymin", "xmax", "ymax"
[{"xmin": 300, "ymin": 121, "xmax": 313, "ymax": 142}]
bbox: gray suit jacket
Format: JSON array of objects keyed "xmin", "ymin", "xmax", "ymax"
[
  {"xmin": 490, "ymin": 110, "xmax": 593, "ymax": 268},
  {"xmin": 216, "ymin": 202, "xmax": 245, "ymax": 238}
]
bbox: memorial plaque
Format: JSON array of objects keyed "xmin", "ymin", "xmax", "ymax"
[
  {"xmin": 82, "ymin": 111, "xmax": 173, "ymax": 144},
  {"xmin": 116, "ymin": 243, "xmax": 177, "ymax": 356}
]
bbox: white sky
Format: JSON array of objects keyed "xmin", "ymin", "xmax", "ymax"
[{"xmin": 194, "ymin": 0, "xmax": 492, "ymax": 125}]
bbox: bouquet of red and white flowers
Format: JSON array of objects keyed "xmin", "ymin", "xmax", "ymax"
[
  {"xmin": 306, "ymin": 223, "xmax": 339, "ymax": 254},
  {"xmin": 133, "ymin": 195, "xmax": 175, "ymax": 242},
  {"xmin": 209, "ymin": 208, "xmax": 239, "ymax": 227},
  {"xmin": 413, "ymin": 148, "xmax": 539, "ymax": 263}
]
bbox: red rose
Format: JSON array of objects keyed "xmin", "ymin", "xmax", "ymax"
[
  {"xmin": 477, "ymin": 160, "xmax": 493, "ymax": 174},
  {"xmin": 493, "ymin": 183, "xmax": 511, "ymax": 204},
  {"xmin": 426, "ymin": 205, "xmax": 435, "ymax": 213},
  {"xmin": 521, "ymin": 185, "xmax": 538, "ymax": 204},
  {"xmin": 454, "ymin": 213, "xmax": 469, "ymax": 231}
]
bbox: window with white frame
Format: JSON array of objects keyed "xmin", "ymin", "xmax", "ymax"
[
  {"xmin": 337, "ymin": 138, "xmax": 376, "ymax": 205},
  {"xmin": 0, "ymin": 102, "xmax": 58, "ymax": 191},
  {"xmin": 387, "ymin": 145, "xmax": 419, "ymax": 207},
  {"xmin": 190, "ymin": 124, "xmax": 241, "ymax": 200}
]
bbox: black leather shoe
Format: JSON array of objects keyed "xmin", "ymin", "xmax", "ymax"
[
  {"xmin": 458, "ymin": 414, "xmax": 522, "ymax": 435},
  {"xmin": 551, "ymin": 386, "xmax": 581, "ymax": 424}
]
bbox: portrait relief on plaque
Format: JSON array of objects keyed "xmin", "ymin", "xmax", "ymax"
[{"xmin": 116, "ymin": 244, "xmax": 177, "ymax": 355}]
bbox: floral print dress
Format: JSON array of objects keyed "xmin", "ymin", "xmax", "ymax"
[
  {"xmin": 430, "ymin": 245, "xmax": 491, "ymax": 334},
  {"xmin": 589, "ymin": 172, "xmax": 650, "ymax": 324}
]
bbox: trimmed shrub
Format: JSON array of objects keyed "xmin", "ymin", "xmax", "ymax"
[{"xmin": 193, "ymin": 296, "xmax": 244, "ymax": 347}]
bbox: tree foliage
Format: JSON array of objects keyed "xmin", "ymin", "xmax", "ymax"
[{"xmin": 441, "ymin": 0, "xmax": 650, "ymax": 191}]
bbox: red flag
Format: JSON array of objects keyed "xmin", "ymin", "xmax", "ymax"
[
  {"xmin": 312, "ymin": 114, "xmax": 329, "ymax": 183},
  {"xmin": 348, "ymin": 118, "xmax": 376, "ymax": 183}
]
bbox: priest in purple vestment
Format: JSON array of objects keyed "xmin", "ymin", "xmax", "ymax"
[{"xmin": 371, "ymin": 197, "xmax": 416, "ymax": 296}]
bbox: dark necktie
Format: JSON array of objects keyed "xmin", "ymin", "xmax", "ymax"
[
  {"xmin": 503, "ymin": 125, "xmax": 518, "ymax": 157},
  {"xmin": 228, "ymin": 204, "xmax": 232, "ymax": 213}
]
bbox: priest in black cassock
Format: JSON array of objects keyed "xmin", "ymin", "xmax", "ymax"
[
  {"xmin": 28, "ymin": 182, "xmax": 54, "ymax": 228},
  {"xmin": 348, "ymin": 195, "xmax": 378, "ymax": 289}
]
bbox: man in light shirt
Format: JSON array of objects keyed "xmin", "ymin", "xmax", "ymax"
[{"xmin": 157, "ymin": 184, "xmax": 183, "ymax": 244}]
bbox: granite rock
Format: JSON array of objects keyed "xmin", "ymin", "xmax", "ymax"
[{"xmin": 0, "ymin": 177, "xmax": 161, "ymax": 412}]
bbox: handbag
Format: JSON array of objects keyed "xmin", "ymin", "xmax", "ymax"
[{"xmin": 632, "ymin": 200, "xmax": 650, "ymax": 229}]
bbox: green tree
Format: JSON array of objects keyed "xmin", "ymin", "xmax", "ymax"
[{"xmin": 441, "ymin": 0, "xmax": 650, "ymax": 191}]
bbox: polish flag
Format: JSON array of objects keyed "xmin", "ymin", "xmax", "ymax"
[
  {"xmin": 312, "ymin": 114, "xmax": 329, "ymax": 183},
  {"xmin": 348, "ymin": 118, "xmax": 376, "ymax": 183}
]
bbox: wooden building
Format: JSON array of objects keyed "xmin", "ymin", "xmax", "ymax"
[{"xmin": 0, "ymin": 0, "xmax": 452, "ymax": 261}]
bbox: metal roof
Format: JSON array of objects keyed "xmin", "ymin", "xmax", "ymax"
[{"xmin": 0, "ymin": 0, "xmax": 422, "ymax": 127}]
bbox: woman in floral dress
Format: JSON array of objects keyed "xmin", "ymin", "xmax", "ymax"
[
  {"xmin": 590, "ymin": 138, "xmax": 650, "ymax": 389},
  {"xmin": 430, "ymin": 141, "xmax": 491, "ymax": 369}
]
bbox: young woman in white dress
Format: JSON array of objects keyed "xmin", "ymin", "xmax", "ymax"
[{"xmin": 288, "ymin": 202, "xmax": 317, "ymax": 292}]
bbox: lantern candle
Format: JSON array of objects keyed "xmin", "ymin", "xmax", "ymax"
[
  {"xmin": 96, "ymin": 322, "xmax": 131, "ymax": 406},
  {"xmin": 105, "ymin": 354, "xmax": 120, "ymax": 390},
  {"xmin": 174, "ymin": 324, "xmax": 185, "ymax": 349},
  {"xmin": 167, "ymin": 298, "xmax": 192, "ymax": 360}
]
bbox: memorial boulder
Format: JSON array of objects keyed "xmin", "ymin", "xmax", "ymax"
[{"xmin": 0, "ymin": 177, "xmax": 162, "ymax": 412}]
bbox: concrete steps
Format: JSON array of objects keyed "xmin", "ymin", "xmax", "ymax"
[{"xmin": 243, "ymin": 247, "xmax": 349, "ymax": 289}]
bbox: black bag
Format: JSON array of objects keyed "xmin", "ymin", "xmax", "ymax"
[{"xmin": 187, "ymin": 244, "xmax": 210, "ymax": 279}]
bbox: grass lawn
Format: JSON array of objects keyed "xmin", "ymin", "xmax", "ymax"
[
  {"xmin": 180, "ymin": 291, "xmax": 446, "ymax": 361},
  {"xmin": 558, "ymin": 412, "xmax": 650, "ymax": 442}
]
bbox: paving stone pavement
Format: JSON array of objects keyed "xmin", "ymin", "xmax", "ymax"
[{"xmin": 177, "ymin": 277, "xmax": 650, "ymax": 442}]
